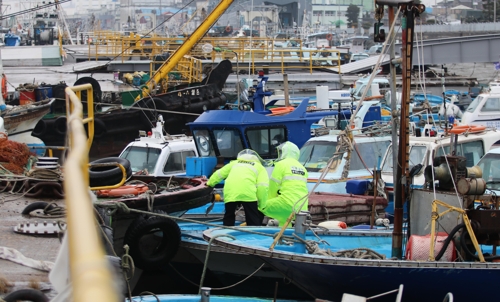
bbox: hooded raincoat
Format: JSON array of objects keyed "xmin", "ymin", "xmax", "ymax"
[
  {"xmin": 261, "ymin": 142, "xmax": 308, "ymax": 226},
  {"xmin": 207, "ymin": 149, "xmax": 269, "ymax": 208}
]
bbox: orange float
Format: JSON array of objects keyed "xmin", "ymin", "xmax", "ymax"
[
  {"xmin": 449, "ymin": 125, "xmax": 486, "ymax": 135},
  {"xmin": 2, "ymin": 75, "xmax": 7, "ymax": 101},
  {"xmin": 97, "ymin": 184, "xmax": 149, "ymax": 197},
  {"xmin": 269, "ymin": 106, "xmax": 295, "ymax": 116}
]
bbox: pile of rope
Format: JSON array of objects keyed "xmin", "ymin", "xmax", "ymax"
[{"xmin": 0, "ymin": 133, "xmax": 32, "ymax": 174}]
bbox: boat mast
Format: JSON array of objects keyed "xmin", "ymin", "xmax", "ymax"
[{"xmin": 376, "ymin": 0, "xmax": 424, "ymax": 259}]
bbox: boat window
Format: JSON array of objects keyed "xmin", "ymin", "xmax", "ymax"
[
  {"xmin": 119, "ymin": 146, "xmax": 161, "ymax": 173},
  {"xmin": 299, "ymin": 141, "xmax": 338, "ymax": 172},
  {"xmin": 383, "ymin": 145, "xmax": 426, "ymax": 172},
  {"xmin": 477, "ymin": 153, "xmax": 500, "ymax": 190},
  {"xmin": 480, "ymin": 97, "xmax": 500, "ymax": 112},
  {"xmin": 163, "ymin": 150, "xmax": 196, "ymax": 173},
  {"xmin": 466, "ymin": 96, "xmax": 483, "ymax": 112},
  {"xmin": 349, "ymin": 140, "xmax": 391, "ymax": 171},
  {"xmin": 192, "ymin": 129, "xmax": 215, "ymax": 157},
  {"xmin": 435, "ymin": 140, "xmax": 484, "ymax": 166},
  {"xmin": 213, "ymin": 128, "xmax": 244, "ymax": 158},
  {"xmin": 246, "ymin": 127, "xmax": 286, "ymax": 159}
]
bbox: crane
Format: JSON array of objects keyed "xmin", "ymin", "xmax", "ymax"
[{"xmin": 137, "ymin": 0, "xmax": 234, "ymax": 100}]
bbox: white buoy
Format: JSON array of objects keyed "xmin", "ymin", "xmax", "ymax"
[{"xmin": 316, "ymin": 85, "xmax": 329, "ymax": 109}]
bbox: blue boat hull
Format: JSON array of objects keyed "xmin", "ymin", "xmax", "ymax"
[
  {"xmin": 203, "ymin": 227, "xmax": 500, "ymax": 302},
  {"xmin": 264, "ymin": 257, "xmax": 497, "ymax": 302}
]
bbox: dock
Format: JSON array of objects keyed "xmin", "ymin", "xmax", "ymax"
[{"xmin": 0, "ymin": 194, "xmax": 62, "ymax": 298}]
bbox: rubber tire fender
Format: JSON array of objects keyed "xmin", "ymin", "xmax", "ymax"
[
  {"xmin": 89, "ymin": 157, "xmax": 132, "ymax": 187},
  {"xmin": 73, "ymin": 76, "xmax": 102, "ymax": 104},
  {"xmin": 123, "ymin": 210, "xmax": 181, "ymax": 271},
  {"xmin": 32, "ymin": 119, "xmax": 47, "ymax": 137},
  {"xmin": 54, "ymin": 116, "xmax": 67, "ymax": 136},
  {"xmin": 21, "ymin": 201, "xmax": 57, "ymax": 217},
  {"xmin": 3, "ymin": 289, "xmax": 49, "ymax": 302}
]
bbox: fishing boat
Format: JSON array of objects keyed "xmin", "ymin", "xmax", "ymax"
[{"xmin": 198, "ymin": 2, "xmax": 500, "ymax": 302}]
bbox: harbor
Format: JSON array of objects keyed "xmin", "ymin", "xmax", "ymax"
[{"xmin": 1, "ymin": 0, "xmax": 500, "ymax": 300}]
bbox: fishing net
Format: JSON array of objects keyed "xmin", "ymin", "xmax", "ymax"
[{"xmin": 0, "ymin": 132, "xmax": 32, "ymax": 174}]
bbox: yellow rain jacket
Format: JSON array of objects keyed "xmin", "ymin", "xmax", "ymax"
[
  {"xmin": 207, "ymin": 149, "xmax": 269, "ymax": 208},
  {"xmin": 262, "ymin": 142, "xmax": 308, "ymax": 226}
]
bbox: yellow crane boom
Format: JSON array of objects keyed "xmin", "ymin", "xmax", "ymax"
[{"xmin": 138, "ymin": 0, "xmax": 234, "ymax": 99}]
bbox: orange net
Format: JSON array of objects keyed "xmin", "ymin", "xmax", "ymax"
[{"xmin": 0, "ymin": 132, "xmax": 32, "ymax": 174}]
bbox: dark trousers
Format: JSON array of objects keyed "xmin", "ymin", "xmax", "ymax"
[{"xmin": 223, "ymin": 201, "xmax": 264, "ymax": 226}]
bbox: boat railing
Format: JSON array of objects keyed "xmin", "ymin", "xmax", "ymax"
[
  {"xmin": 63, "ymin": 83, "xmax": 119, "ymax": 301},
  {"xmin": 82, "ymin": 33, "xmax": 343, "ymax": 74}
]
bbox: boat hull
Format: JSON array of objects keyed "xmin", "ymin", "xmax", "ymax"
[{"xmin": 204, "ymin": 227, "xmax": 500, "ymax": 302}]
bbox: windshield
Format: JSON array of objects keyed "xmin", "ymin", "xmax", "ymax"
[
  {"xmin": 466, "ymin": 96, "xmax": 483, "ymax": 112},
  {"xmin": 382, "ymin": 145, "xmax": 427, "ymax": 172},
  {"xmin": 120, "ymin": 146, "xmax": 162, "ymax": 173},
  {"xmin": 477, "ymin": 152, "xmax": 500, "ymax": 191},
  {"xmin": 299, "ymin": 139, "xmax": 390, "ymax": 172},
  {"xmin": 213, "ymin": 128, "xmax": 244, "ymax": 158}
]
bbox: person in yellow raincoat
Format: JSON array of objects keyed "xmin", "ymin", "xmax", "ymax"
[
  {"xmin": 261, "ymin": 141, "xmax": 308, "ymax": 226},
  {"xmin": 207, "ymin": 149, "xmax": 268, "ymax": 226}
]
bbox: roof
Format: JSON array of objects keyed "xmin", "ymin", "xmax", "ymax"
[
  {"xmin": 451, "ymin": 5, "xmax": 472, "ymax": 9},
  {"xmin": 329, "ymin": 54, "xmax": 392, "ymax": 74}
]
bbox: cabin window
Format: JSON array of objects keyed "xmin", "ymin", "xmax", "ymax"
[
  {"xmin": 349, "ymin": 140, "xmax": 390, "ymax": 171},
  {"xmin": 481, "ymin": 97, "xmax": 500, "ymax": 112},
  {"xmin": 435, "ymin": 140, "xmax": 484, "ymax": 166},
  {"xmin": 163, "ymin": 150, "xmax": 196, "ymax": 173},
  {"xmin": 477, "ymin": 153, "xmax": 500, "ymax": 190},
  {"xmin": 383, "ymin": 145, "xmax": 427, "ymax": 172},
  {"xmin": 299, "ymin": 141, "xmax": 338, "ymax": 171},
  {"xmin": 120, "ymin": 146, "xmax": 161, "ymax": 173},
  {"xmin": 193, "ymin": 129, "xmax": 215, "ymax": 157},
  {"xmin": 213, "ymin": 128, "xmax": 244, "ymax": 158},
  {"xmin": 246, "ymin": 127, "xmax": 286, "ymax": 159},
  {"xmin": 466, "ymin": 96, "xmax": 483, "ymax": 112}
]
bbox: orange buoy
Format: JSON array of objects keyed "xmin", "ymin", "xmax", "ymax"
[
  {"xmin": 449, "ymin": 125, "xmax": 486, "ymax": 135},
  {"xmin": 97, "ymin": 184, "xmax": 149, "ymax": 197},
  {"xmin": 326, "ymin": 33, "xmax": 333, "ymax": 41},
  {"xmin": 1, "ymin": 75, "xmax": 7, "ymax": 101}
]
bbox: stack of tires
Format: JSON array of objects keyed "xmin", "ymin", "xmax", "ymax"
[{"xmin": 89, "ymin": 157, "xmax": 132, "ymax": 187}]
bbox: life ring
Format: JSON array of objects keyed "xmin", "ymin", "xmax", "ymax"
[
  {"xmin": 2, "ymin": 74, "xmax": 7, "ymax": 101},
  {"xmin": 449, "ymin": 125, "xmax": 486, "ymax": 135},
  {"xmin": 123, "ymin": 210, "xmax": 181, "ymax": 271},
  {"xmin": 269, "ymin": 106, "xmax": 295, "ymax": 115},
  {"xmin": 89, "ymin": 157, "xmax": 132, "ymax": 187},
  {"xmin": 3, "ymin": 289, "xmax": 48, "ymax": 302},
  {"xmin": 96, "ymin": 184, "xmax": 149, "ymax": 197},
  {"xmin": 225, "ymin": 26, "xmax": 231, "ymax": 33},
  {"xmin": 326, "ymin": 33, "xmax": 333, "ymax": 41}
]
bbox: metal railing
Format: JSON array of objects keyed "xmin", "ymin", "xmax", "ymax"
[
  {"xmin": 63, "ymin": 83, "xmax": 119, "ymax": 302},
  {"xmin": 81, "ymin": 33, "xmax": 344, "ymax": 75}
]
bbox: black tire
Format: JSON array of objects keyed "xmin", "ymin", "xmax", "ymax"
[
  {"xmin": 3, "ymin": 289, "xmax": 49, "ymax": 302},
  {"xmin": 21, "ymin": 201, "xmax": 56, "ymax": 217},
  {"xmin": 73, "ymin": 76, "xmax": 102, "ymax": 104},
  {"xmin": 32, "ymin": 120, "xmax": 47, "ymax": 137},
  {"xmin": 89, "ymin": 157, "xmax": 131, "ymax": 187},
  {"xmin": 54, "ymin": 116, "xmax": 67, "ymax": 136},
  {"xmin": 123, "ymin": 211, "xmax": 181, "ymax": 271}
]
